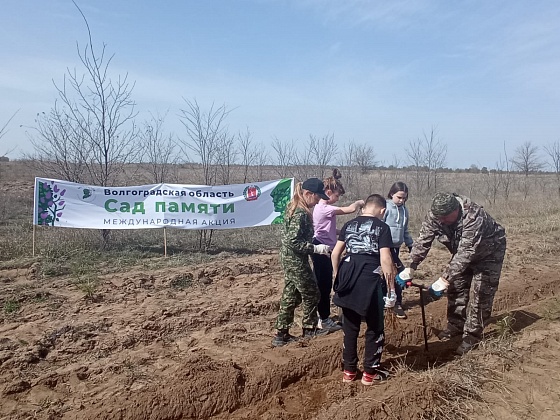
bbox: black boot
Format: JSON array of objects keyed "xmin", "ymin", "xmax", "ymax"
[
  {"xmin": 302, "ymin": 327, "xmax": 330, "ymax": 339},
  {"xmin": 456, "ymin": 335, "xmax": 480, "ymax": 355},
  {"xmin": 437, "ymin": 325, "xmax": 463, "ymax": 341},
  {"xmin": 271, "ymin": 329, "xmax": 299, "ymax": 347}
]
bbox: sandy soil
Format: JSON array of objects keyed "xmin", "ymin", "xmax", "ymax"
[{"xmin": 1, "ymin": 231, "xmax": 560, "ymax": 420}]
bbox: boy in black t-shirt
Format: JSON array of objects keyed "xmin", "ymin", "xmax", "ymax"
[{"xmin": 331, "ymin": 194, "xmax": 396, "ymax": 385}]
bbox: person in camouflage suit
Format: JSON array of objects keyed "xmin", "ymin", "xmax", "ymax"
[
  {"xmin": 399, "ymin": 192, "xmax": 506, "ymax": 355},
  {"xmin": 272, "ymin": 178, "xmax": 333, "ymax": 347}
]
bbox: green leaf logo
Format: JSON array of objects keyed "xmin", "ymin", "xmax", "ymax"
[{"xmin": 270, "ymin": 179, "xmax": 292, "ymax": 225}]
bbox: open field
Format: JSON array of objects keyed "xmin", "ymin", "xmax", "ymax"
[{"xmin": 1, "ymin": 161, "xmax": 560, "ymax": 419}]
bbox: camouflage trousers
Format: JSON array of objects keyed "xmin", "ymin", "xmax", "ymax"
[
  {"xmin": 446, "ymin": 237, "xmax": 507, "ymax": 342},
  {"xmin": 275, "ymin": 260, "xmax": 320, "ymax": 331}
]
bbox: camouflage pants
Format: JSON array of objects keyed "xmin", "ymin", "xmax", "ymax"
[
  {"xmin": 446, "ymin": 237, "xmax": 506, "ymax": 342},
  {"xmin": 275, "ymin": 260, "xmax": 320, "ymax": 331}
]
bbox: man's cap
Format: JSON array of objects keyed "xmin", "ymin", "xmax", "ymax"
[
  {"xmin": 302, "ymin": 178, "xmax": 329, "ymax": 200},
  {"xmin": 431, "ymin": 192, "xmax": 460, "ymax": 216}
]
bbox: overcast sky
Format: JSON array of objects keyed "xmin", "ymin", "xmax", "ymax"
[{"xmin": 1, "ymin": 0, "xmax": 559, "ymax": 168}]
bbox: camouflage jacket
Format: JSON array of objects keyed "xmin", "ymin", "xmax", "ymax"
[
  {"xmin": 409, "ymin": 195, "xmax": 506, "ymax": 283},
  {"xmin": 281, "ymin": 207, "xmax": 315, "ymax": 263}
]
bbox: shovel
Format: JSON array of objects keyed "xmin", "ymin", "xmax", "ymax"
[{"xmin": 408, "ymin": 282, "xmax": 429, "ymax": 351}]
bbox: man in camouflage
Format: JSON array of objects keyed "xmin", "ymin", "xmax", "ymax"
[{"xmin": 400, "ymin": 192, "xmax": 506, "ymax": 355}]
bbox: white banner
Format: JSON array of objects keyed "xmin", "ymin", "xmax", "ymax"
[{"xmin": 33, "ymin": 178, "xmax": 294, "ymax": 230}]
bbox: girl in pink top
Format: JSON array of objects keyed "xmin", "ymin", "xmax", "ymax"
[{"xmin": 312, "ymin": 169, "xmax": 364, "ymax": 330}]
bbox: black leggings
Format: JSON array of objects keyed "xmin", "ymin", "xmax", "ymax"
[
  {"xmin": 311, "ymin": 240, "xmax": 334, "ymax": 320},
  {"xmin": 341, "ymin": 285, "xmax": 385, "ymax": 374}
]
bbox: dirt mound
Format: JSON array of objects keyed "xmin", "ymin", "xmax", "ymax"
[
  {"xmin": 87, "ymin": 340, "xmax": 342, "ymax": 420},
  {"xmin": 492, "ymin": 320, "xmax": 560, "ymax": 418},
  {"xmin": 2, "ymin": 237, "xmax": 560, "ymax": 419}
]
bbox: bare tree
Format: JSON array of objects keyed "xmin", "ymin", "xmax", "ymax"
[
  {"xmin": 422, "ymin": 127, "xmax": 447, "ymax": 191},
  {"xmin": 254, "ymin": 149, "xmax": 270, "ymax": 182},
  {"xmin": 1, "ymin": 110, "xmax": 19, "ymax": 158},
  {"xmin": 482, "ymin": 145, "xmax": 518, "ymax": 204},
  {"xmin": 336, "ymin": 140, "xmax": 374, "ymax": 189},
  {"xmin": 292, "ymin": 138, "xmax": 314, "ymax": 181},
  {"xmin": 177, "ymin": 99, "xmax": 233, "ymax": 250},
  {"xmin": 333, "ymin": 140, "xmax": 375, "ymax": 196},
  {"xmin": 0, "ymin": 110, "xmax": 19, "ymax": 183},
  {"xmin": 236, "ymin": 130, "xmax": 271, "ymax": 182},
  {"xmin": 238, "ymin": 128, "xmax": 258, "ymax": 183},
  {"xmin": 483, "ymin": 164, "xmax": 502, "ymax": 205},
  {"xmin": 307, "ymin": 133, "xmax": 338, "ymax": 179},
  {"xmin": 24, "ymin": 3, "xmax": 140, "ymax": 248},
  {"xmin": 292, "ymin": 134, "xmax": 338, "ymax": 181},
  {"xmin": 511, "ymin": 141, "xmax": 544, "ymax": 175},
  {"xmin": 405, "ymin": 138, "xmax": 428, "ymax": 195},
  {"xmin": 353, "ymin": 143, "xmax": 376, "ymax": 173},
  {"xmin": 178, "ymin": 99, "xmax": 230, "ymax": 185},
  {"xmin": 376, "ymin": 169, "xmax": 391, "ymax": 196},
  {"xmin": 511, "ymin": 141, "xmax": 544, "ymax": 199},
  {"xmin": 501, "ymin": 144, "xmax": 513, "ymax": 201},
  {"xmin": 340, "ymin": 141, "xmax": 358, "ymax": 189},
  {"xmin": 406, "ymin": 127, "xmax": 447, "ymax": 194},
  {"xmin": 390, "ymin": 153, "xmax": 401, "ymax": 170},
  {"xmin": 27, "ymin": 4, "xmax": 139, "ymax": 187},
  {"xmin": 271, "ymin": 137, "xmax": 296, "ymax": 179},
  {"xmin": 138, "ymin": 112, "xmax": 179, "ymax": 183},
  {"xmin": 544, "ymin": 140, "xmax": 560, "ymax": 197},
  {"xmin": 215, "ymin": 132, "xmax": 237, "ymax": 185},
  {"xmin": 26, "ymin": 108, "xmax": 89, "ymax": 182}
]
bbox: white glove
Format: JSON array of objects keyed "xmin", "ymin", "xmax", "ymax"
[
  {"xmin": 431, "ymin": 277, "xmax": 449, "ymax": 292},
  {"xmin": 313, "ymin": 244, "xmax": 331, "ymax": 255},
  {"xmin": 428, "ymin": 277, "xmax": 449, "ymax": 300},
  {"xmin": 383, "ymin": 290, "xmax": 397, "ymax": 308},
  {"xmin": 399, "ymin": 267, "xmax": 415, "ymax": 281}
]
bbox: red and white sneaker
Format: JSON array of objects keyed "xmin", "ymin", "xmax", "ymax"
[
  {"xmin": 342, "ymin": 370, "xmax": 357, "ymax": 383},
  {"xmin": 361, "ymin": 368, "xmax": 390, "ymax": 385}
]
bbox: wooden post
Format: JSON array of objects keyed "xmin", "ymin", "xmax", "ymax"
[
  {"xmin": 163, "ymin": 227, "xmax": 168, "ymax": 257},
  {"xmin": 32, "ymin": 224, "xmax": 36, "ymax": 257}
]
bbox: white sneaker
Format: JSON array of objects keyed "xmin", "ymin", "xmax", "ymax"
[{"xmin": 319, "ymin": 317, "xmax": 342, "ymax": 332}]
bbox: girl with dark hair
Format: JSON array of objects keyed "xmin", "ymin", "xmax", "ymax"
[
  {"xmin": 312, "ymin": 169, "xmax": 364, "ymax": 331},
  {"xmin": 383, "ymin": 181, "xmax": 413, "ymax": 319}
]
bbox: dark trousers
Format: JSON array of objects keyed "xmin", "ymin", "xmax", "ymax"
[
  {"xmin": 341, "ymin": 285, "xmax": 385, "ymax": 374},
  {"xmin": 390, "ymin": 247, "xmax": 405, "ymax": 305},
  {"xmin": 311, "ymin": 241, "xmax": 333, "ymax": 320}
]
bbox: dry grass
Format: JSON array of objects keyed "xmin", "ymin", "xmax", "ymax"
[
  {"xmin": 390, "ymin": 336, "xmax": 518, "ymax": 420},
  {"xmin": 495, "ymin": 312, "xmax": 516, "ymax": 339},
  {"xmin": 542, "ymin": 297, "xmax": 560, "ymax": 321},
  {"xmin": 2, "ymin": 162, "xmax": 560, "ymax": 269},
  {"xmin": 384, "ymin": 308, "xmax": 400, "ymax": 331}
]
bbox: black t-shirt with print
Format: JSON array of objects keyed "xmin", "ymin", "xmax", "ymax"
[
  {"xmin": 338, "ymin": 216, "xmax": 393, "ymax": 264},
  {"xmin": 334, "ymin": 216, "xmax": 393, "ymax": 315}
]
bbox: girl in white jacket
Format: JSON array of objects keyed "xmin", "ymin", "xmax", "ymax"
[{"xmin": 383, "ymin": 182, "xmax": 413, "ymax": 319}]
